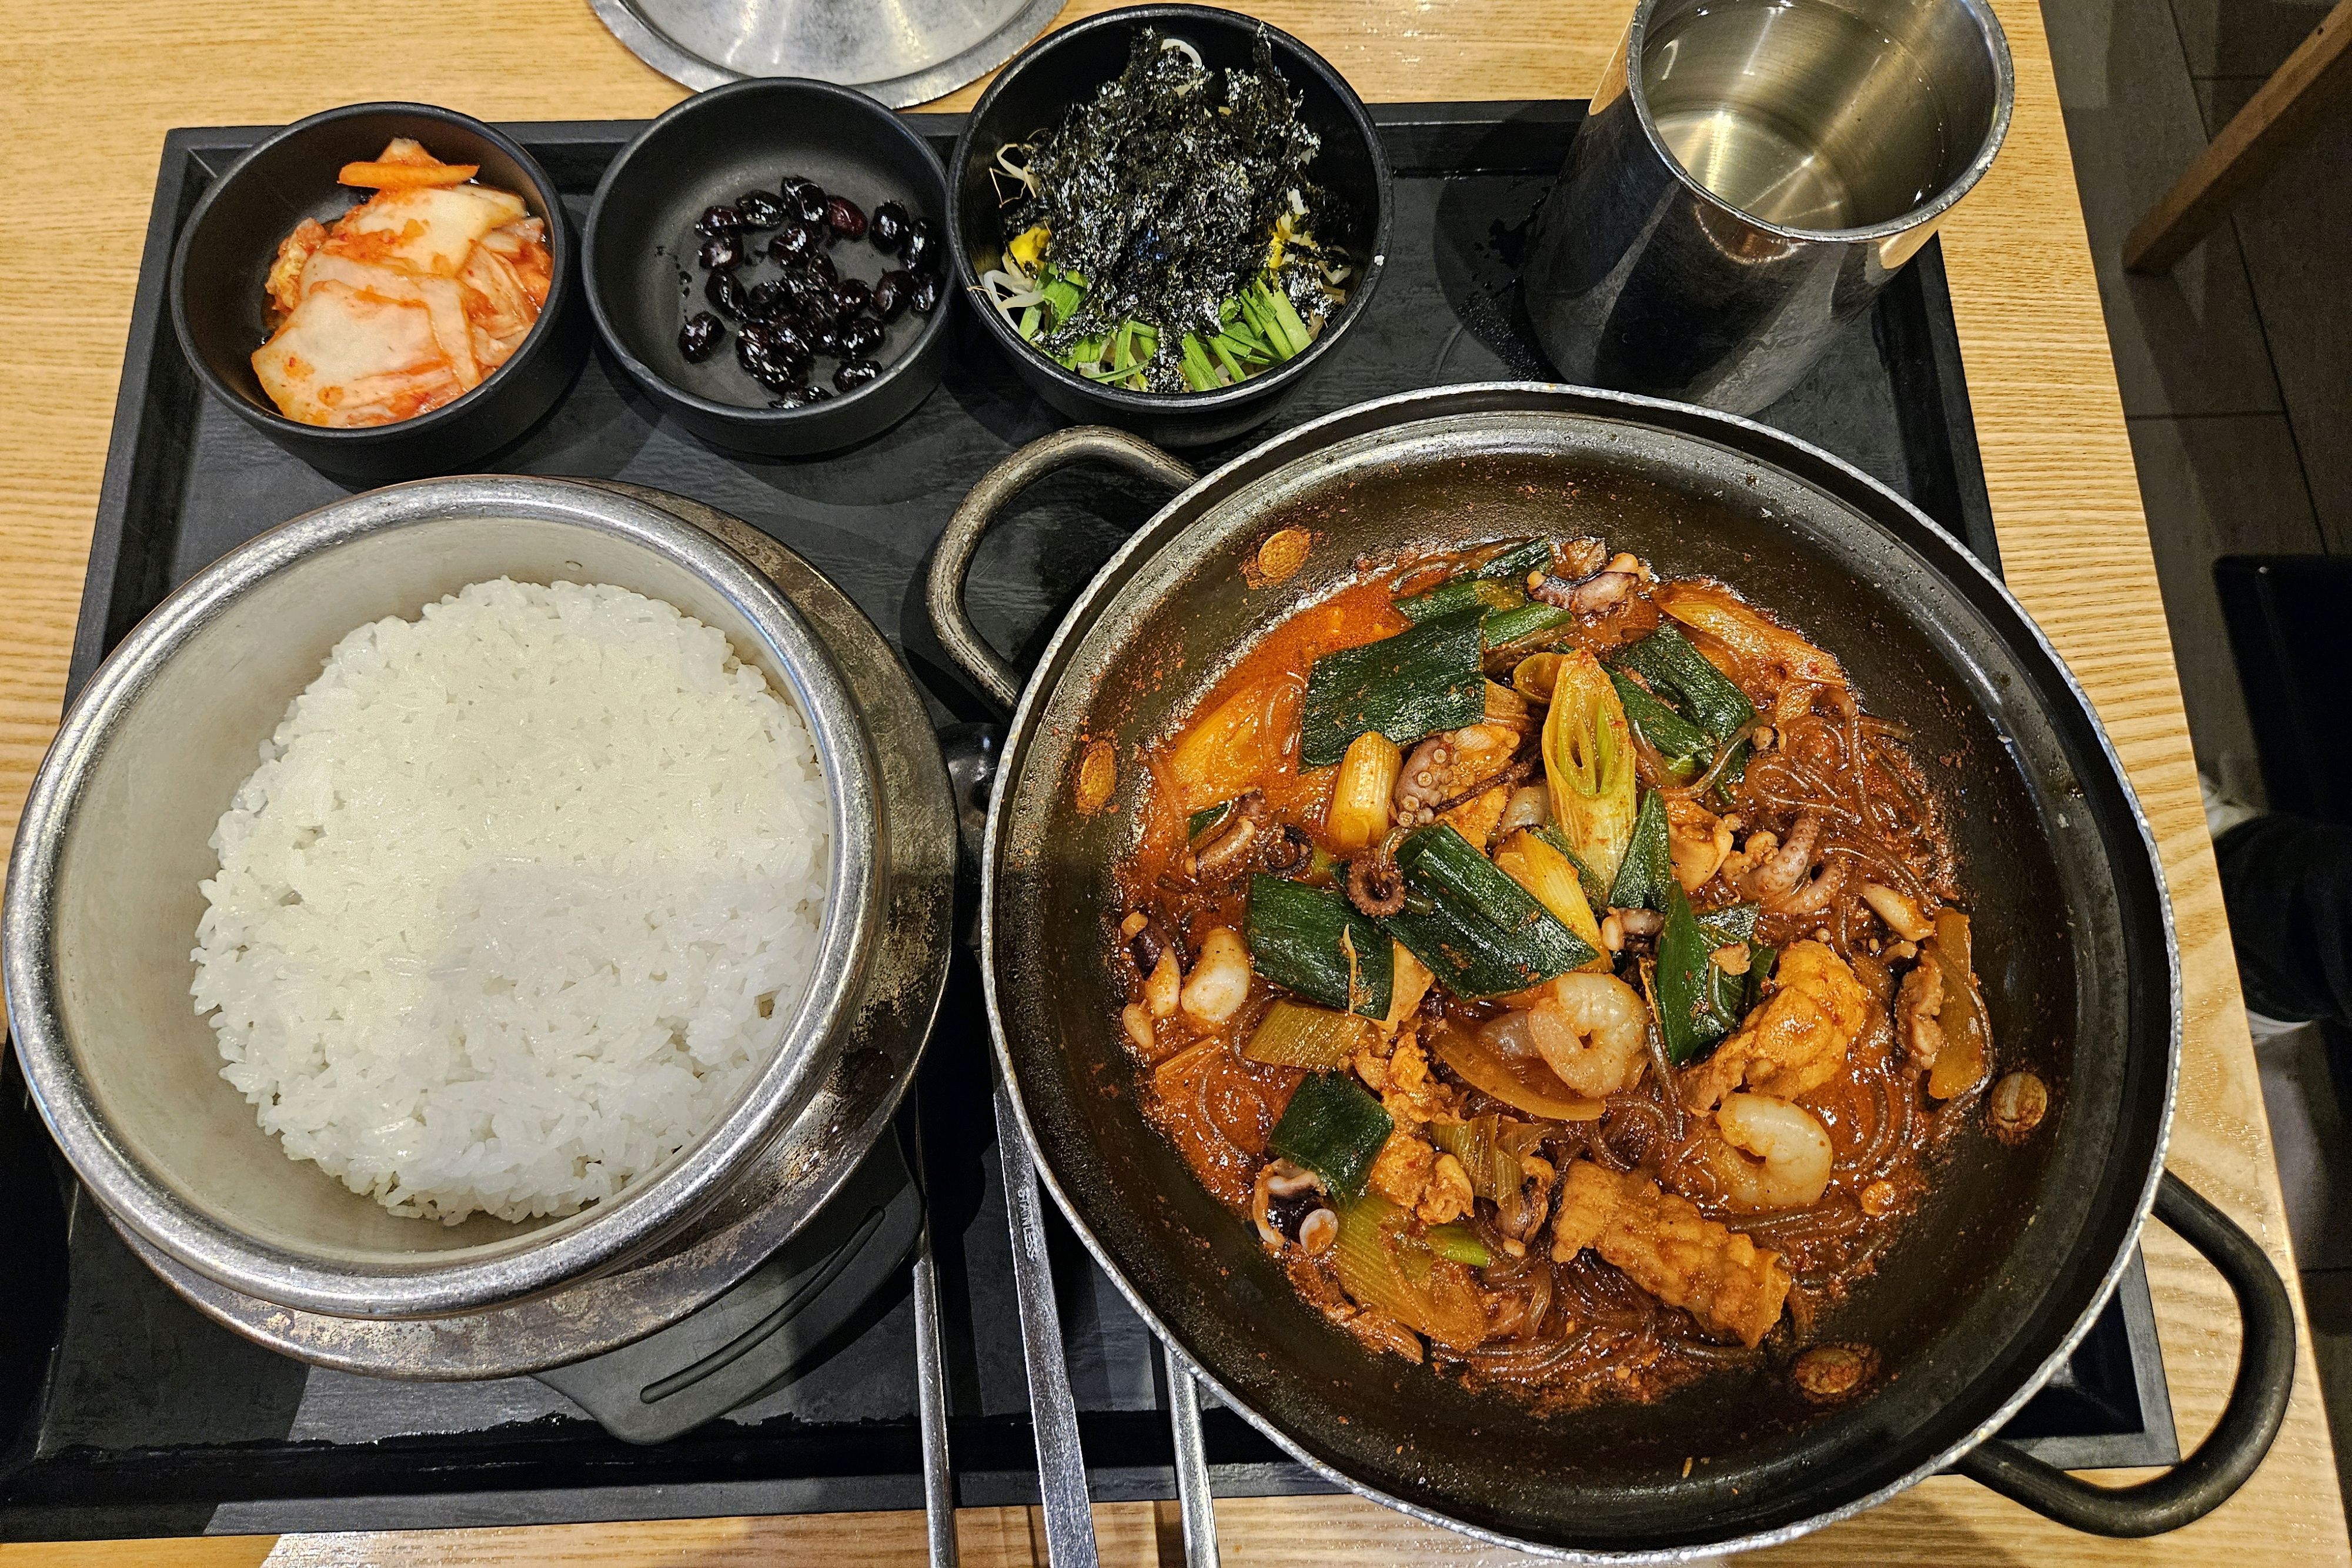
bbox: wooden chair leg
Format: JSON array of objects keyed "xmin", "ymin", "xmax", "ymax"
[{"xmin": 2123, "ymin": 0, "xmax": 2352, "ymax": 273}]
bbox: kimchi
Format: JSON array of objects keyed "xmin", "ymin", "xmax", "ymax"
[{"xmin": 252, "ymin": 139, "xmax": 553, "ymax": 427}]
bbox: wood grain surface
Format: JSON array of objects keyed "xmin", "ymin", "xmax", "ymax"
[{"xmin": 0, "ymin": 0, "xmax": 2342, "ymax": 1563}]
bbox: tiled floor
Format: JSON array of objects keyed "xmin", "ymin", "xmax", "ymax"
[
  {"xmin": 2257, "ymin": 1025, "xmax": 2352, "ymax": 1508},
  {"xmin": 2040, "ymin": 0, "xmax": 2352, "ymax": 1524},
  {"xmin": 2040, "ymin": 0, "xmax": 2341, "ymax": 804}
]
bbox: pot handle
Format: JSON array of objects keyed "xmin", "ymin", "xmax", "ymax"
[
  {"xmin": 926, "ymin": 427, "xmax": 1198, "ymax": 712},
  {"xmin": 1955, "ymin": 1170, "xmax": 2296, "ymax": 1536}
]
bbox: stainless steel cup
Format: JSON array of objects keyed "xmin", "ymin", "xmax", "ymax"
[{"xmin": 1525, "ymin": 0, "xmax": 2013, "ymax": 414}]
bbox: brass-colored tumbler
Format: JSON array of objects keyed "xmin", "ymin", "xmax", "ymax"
[{"xmin": 1525, "ymin": 0, "xmax": 2014, "ymax": 414}]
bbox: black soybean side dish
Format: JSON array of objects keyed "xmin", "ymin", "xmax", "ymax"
[
  {"xmin": 674, "ymin": 172, "xmax": 938, "ymax": 402},
  {"xmin": 584, "ymin": 78, "xmax": 953, "ymax": 459}
]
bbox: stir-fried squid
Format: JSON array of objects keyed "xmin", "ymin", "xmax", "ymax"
[{"xmin": 1111, "ymin": 533, "xmax": 2000, "ymax": 1407}]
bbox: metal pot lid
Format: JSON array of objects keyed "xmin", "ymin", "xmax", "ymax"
[
  {"xmin": 590, "ymin": 0, "xmax": 1066, "ymax": 107},
  {"xmin": 128, "ymin": 484, "xmax": 956, "ymax": 1379}
]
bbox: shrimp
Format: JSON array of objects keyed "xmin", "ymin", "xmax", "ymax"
[
  {"xmin": 1665, "ymin": 798, "xmax": 1736, "ymax": 892},
  {"xmin": 1485, "ymin": 971, "xmax": 1651, "ymax": 1098},
  {"xmin": 1703, "ymin": 1094, "xmax": 1833, "ymax": 1211}
]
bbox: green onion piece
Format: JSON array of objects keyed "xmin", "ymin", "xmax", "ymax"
[
  {"xmin": 1534, "ymin": 823, "xmax": 1613, "ymax": 911},
  {"xmin": 1017, "ymin": 305, "xmax": 1041, "ymax": 342},
  {"xmin": 1428, "ymin": 1117, "xmax": 1492, "ymax": 1197},
  {"xmin": 1606, "ymin": 790, "xmax": 1674, "ymax": 912},
  {"xmin": 1269, "ymin": 1072, "xmax": 1394, "ymax": 1198},
  {"xmin": 1545, "ymin": 651, "xmax": 1641, "ymax": 887},
  {"xmin": 1245, "ymin": 874, "xmax": 1394, "ymax": 1019},
  {"xmin": 1244, "ymin": 998, "xmax": 1375, "ymax": 1069},
  {"xmin": 1221, "ymin": 315, "xmax": 1272, "ymax": 357},
  {"xmin": 1262, "ymin": 281, "xmax": 1314, "ymax": 356},
  {"xmin": 1611, "ymin": 626, "xmax": 1756, "ymax": 743},
  {"xmin": 1394, "ymin": 576, "xmax": 1524, "ymax": 624},
  {"xmin": 1298, "ymin": 607, "xmax": 1487, "ymax": 767},
  {"xmin": 1179, "ymin": 333, "xmax": 1220, "ymax": 391},
  {"xmin": 1475, "ymin": 538, "xmax": 1555, "ymax": 583},
  {"xmin": 1332, "ymin": 1193, "xmax": 1491, "ymax": 1344},
  {"xmin": 1393, "ymin": 539, "xmax": 1567, "ymax": 647},
  {"xmin": 1428, "ymin": 1115, "xmax": 1522, "ymax": 1203},
  {"xmin": 1217, "ymin": 325, "xmax": 1269, "ymax": 361},
  {"xmin": 1654, "ymin": 884, "xmax": 1767, "ymax": 1065},
  {"xmin": 1208, "ymin": 334, "xmax": 1248, "ymax": 383},
  {"xmin": 1382, "ymin": 824, "xmax": 1597, "ymax": 998},
  {"xmin": 1041, "ymin": 271, "xmax": 1085, "ymax": 322},
  {"xmin": 1234, "ymin": 284, "xmax": 1271, "ymax": 340},
  {"xmin": 1242, "ymin": 282, "xmax": 1301, "ymax": 360},
  {"xmin": 1610, "ymin": 671, "xmax": 1710, "ymax": 780},
  {"xmin": 1187, "ymin": 800, "xmax": 1234, "ymax": 841},
  {"xmin": 1424, "ymin": 1222, "xmax": 1492, "ymax": 1266},
  {"xmin": 1481, "ymin": 601, "xmax": 1573, "ymax": 650},
  {"xmin": 1388, "ymin": 539, "xmax": 1572, "ymax": 650}
]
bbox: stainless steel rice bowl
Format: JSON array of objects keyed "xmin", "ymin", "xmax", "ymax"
[{"xmin": 4, "ymin": 476, "xmax": 883, "ymax": 1320}]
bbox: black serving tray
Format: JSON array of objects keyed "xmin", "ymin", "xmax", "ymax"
[{"xmin": 0, "ymin": 104, "xmax": 2175, "ymax": 1543}]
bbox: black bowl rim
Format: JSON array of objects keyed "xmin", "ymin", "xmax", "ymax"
[
  {"xmin": 946, "ymin": 2, "xmax": 1395, "ymax": 414},
  {"xmin": 581, "ymin": 76, "xmax": 956, "ymax": 428},
  {"xmin": 168, "ymin": 101, "xmax": 578, "ymax": 447}
]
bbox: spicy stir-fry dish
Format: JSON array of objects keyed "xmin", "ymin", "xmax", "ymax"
[
  {"xmin": 982, "ymin": 30, "xmax": 1353, "ymax": 394},
  {"xmin": 1113, "ymin": 534, "xmax": 1997, "ymax": 1405}
]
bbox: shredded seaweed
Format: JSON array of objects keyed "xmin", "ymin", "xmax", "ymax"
[{"xmin": 994, "ymin": 29, "xmax": 1349, "ymax": 393}]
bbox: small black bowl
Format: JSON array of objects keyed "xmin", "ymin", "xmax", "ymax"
[
  {"xmin": 171, "ymin": 102, "xmax": 589, "ymax": 482},
  {"xmin": 584, "ymin": 80, "xmax": 953, "ymax": 459},
  {"xmin": 948, "ymin": 5, "xmax": 1392, "ymax": 449}
]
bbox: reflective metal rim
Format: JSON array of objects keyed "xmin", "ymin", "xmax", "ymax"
[{"xmin": 587, "ymin": 0, "xmax": 1067, "ymax": 108}]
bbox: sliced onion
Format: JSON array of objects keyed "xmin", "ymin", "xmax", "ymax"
[
  {"xmin": 1431, "ymin": 1022, "xmax": 1605, "ymax": 1122},
  {"xmin": 1161, "ymin": 36, "xmax": 1205, "ymax": 68},
  {"xmin": 1925, "ymin": 911, "xmax": 1991, "ymax": 1099}
]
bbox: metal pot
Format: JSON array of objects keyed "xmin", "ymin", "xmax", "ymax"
[
  {"xmin": 927, "ymin": 386, "xmax": 2295, "ymax": 1556},
  {"xmin": 5, "ymin": 477, "xmax": 951, "ymax": 1331}
]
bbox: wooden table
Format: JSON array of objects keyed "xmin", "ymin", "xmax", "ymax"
[{"xmin": 0, "ymin": 1, "xmax": 2341, "ymax": 1562}]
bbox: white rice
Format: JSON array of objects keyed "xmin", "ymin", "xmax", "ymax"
[{"xmin": 190, "ymin": 578, "xmax": 830, "ymax": 1225}]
